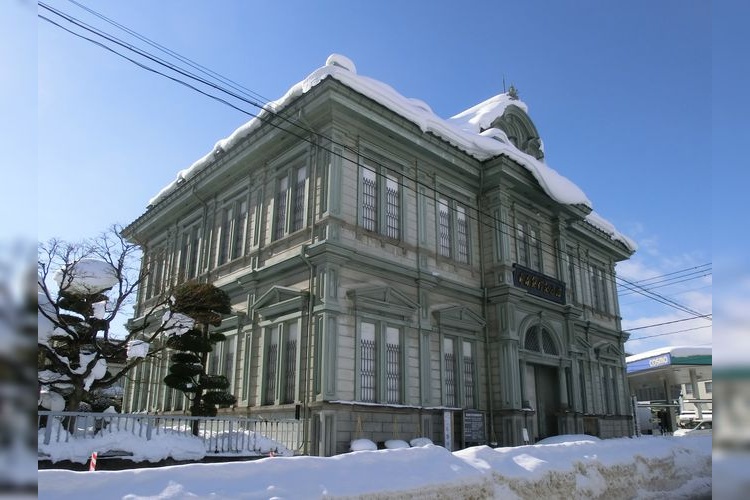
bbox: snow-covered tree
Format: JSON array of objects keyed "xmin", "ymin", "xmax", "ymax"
[
  {"xmin": 164, "ymin": 281, "xmax": 236, "ymax": 434},
  {"xmin": 37, "ymin": 227, "xmax": 173, "ymax": 413}
]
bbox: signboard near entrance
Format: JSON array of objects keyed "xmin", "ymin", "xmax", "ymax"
[{"xmin": 463, "ymin": 410, "xmax": 486, "ymax": 446}]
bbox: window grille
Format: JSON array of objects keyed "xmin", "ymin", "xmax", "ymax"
[
  {"xmin": 602, "ymin": 366, "xmax": 612, "ymax": 414},
  {"xmin": 439, "ymin": 200, "xmax": 451, "ymax": 257},
  {"xmin": 150, "ymin": 253, "xmax": 165, "ymax": 297},
  {"xmin": 231, "ymin": 201, "xmax": 247, "ymax": 261},
  {"xmin": 567, "ymin": 251, "xmax": 578, "ymax": 302},
  {"xmin": 385, "ymin": 176, "xmax": 399, "ymax": 239},
  {"xmin": 528, "ymin": 227, "xmax": 540, "ymax": 270},
  {"xmin": 445, "ymin": 351, "xmax": 456, "ymax": 407},
  {"xmin": 265, "ymin": 342, "xmax": 278, "ymax": 404},
  {"xmin": 218, "ymin": 206, "xmax": 233, "ymax": 265},
  {"xmin": 292, "ymin": 167, "xmax": 306, "ymax": 232},
  {"xmin": 524, "ymin": 328, "xmax": 540, "ymax": 352},
  {"xmin": 541, "ymin": 329, "xmax": 558, "ymax": 355},
  {"xmin": 360, "ymin": 338, "xmax": 376, "ymax": 403},
  {"xmin": 284, "ymin": 338, "xmax": 297, "ymax": 403},
  {"xmin": 385, "ymin": 338, "xmax": 401, "ymax": 404},
  {"xmin": 274, "ymin": 178, "xmax": 288, "ymax": 241},
  {"xmin": 590, "ymin": 266, "xmax": 610, "ymax": 313},
  {"xmin": 187, "ymin": 226, "xmax": 200, "ymax": 278},
  {"xmin": 456, "ymin": 206, "xmax": 469, "ymax": 263},
  {"xmin": 463, "ymin": 354, "xmax": 475, "ymax": 408},
  {"xmin": 362, "ymin": 170, "xmax": 377, "ymax": 232},
  {"xmin": 516, "ymin": 223, "xmax": 528, "ymax": 266},
  {"xmin": 224, "ymin": 337, "xmax": 235, "ymax": 393}
]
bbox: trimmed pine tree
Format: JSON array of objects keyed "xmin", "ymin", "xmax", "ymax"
[{"xmin": 163, "ymin": 281, "xmax": 237, "ymax": 435}]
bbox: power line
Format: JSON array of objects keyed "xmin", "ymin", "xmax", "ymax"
[
  {"xmin": 624, "ymin": 315, "xmax": 713, "ymax": 332},
  {"xmin": 40, "ymin": 3, "xmax": 712, "ymax": 322},
  {"xmin": 623, "ymin": 263, "xmax": 711, "ymax": 286},
  {"xmin": 619, "ymin": 283, "xmax": 712, "ymax": 307},
  {"xmin": 618, "ymin": 271, "xmax": 712, "ymax": 297},
  {"xmin": 627, "ymin": 325, "xmax": 711, "ymax": 341}
]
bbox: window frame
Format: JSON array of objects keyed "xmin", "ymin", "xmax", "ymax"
[
  {"xmin": 437, "ymin": 197, "xmax": 471, "ymax": 264},
  {"xmin": 356, "ymin": 318, "xmax": 405, "ymax": 404},
  {"xmin": 589, "ymin": 262, "xmax": 612, "ymax": 314},
  {"xmin": 359, "ymin": 163, "xmax": 402, "ymax": 241},
  {"xmin": 216, "ymin": 192, "xmax": 249, "ymax": 267},
  {"xmin": 177, "ymin": 222, "xmax": 202, "ymax": 282},
  {"xmin": 441, "ymin": 335, "xmax": 477, "ymax": 409},
  {"xmin": 515, "ymin": 219, "xmax": 542, "ymax": 271},
  {"xmin": 262, "ymin": 320, "xmax": 301, "ymax": 405},
  {"xmin": 273, "ymin": 164, "xmax": 308, "ymax": 241}
]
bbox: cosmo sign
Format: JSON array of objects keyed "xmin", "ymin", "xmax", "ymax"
[{"xmin": 627, "ymin": 353, "xmax": 672, "ymax": 373}]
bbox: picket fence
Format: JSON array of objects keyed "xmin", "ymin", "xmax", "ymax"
[{"xmin": 38, "ymin": 411, "xmax": 303, "ymax": 458}]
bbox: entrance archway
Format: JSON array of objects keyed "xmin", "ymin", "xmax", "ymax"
[{"xmin": 522, "ymin": 325, "xmax": 562, "ymax": 440}]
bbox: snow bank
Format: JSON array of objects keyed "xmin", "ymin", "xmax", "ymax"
[{"xmin": 38, "ymin": 436, "xmax": 711, "ymax": 499}]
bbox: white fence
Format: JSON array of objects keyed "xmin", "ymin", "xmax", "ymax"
[{"xmin": 38, "ymin": 411, "xmax": 303, "ymax": 457}]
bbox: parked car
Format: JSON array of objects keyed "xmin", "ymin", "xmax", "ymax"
[{"xmin": 673, "ymin": 419, "xmax": 712, "ymax": 437}]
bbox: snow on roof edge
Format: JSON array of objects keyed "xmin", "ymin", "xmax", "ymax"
[
  {"xmin": 585, "ymin": 211, "xmax": 638, "ymax": 253},
  {"xmin": 146, "ymin": 54, "xmax": 635, "ymax": 251}
]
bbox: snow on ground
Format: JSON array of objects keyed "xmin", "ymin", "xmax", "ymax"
[{"xmin": 38, "ymin": 434, "xmax": 711, "ymax": 499}]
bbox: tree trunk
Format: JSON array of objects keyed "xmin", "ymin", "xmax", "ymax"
[
  {"xmin": 63, "ymin": 383, "xmax": 85, "ymax": 434},
  {"xmin": 190, "ymin": 323, "xmax": 210, "ymax": 436}
]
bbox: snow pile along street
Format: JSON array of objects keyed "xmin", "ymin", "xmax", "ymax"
[{"xmin": 38, "ymin": 435, "xmax": 711, "ymax": 499}]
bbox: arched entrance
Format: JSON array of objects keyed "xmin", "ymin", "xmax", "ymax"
[{"xmin": 522, "ymin": 325, "xmax": 562, "ymax": 441}]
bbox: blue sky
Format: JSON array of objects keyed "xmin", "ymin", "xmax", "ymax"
[{"xmin": 26, "ymin": 0, "xmax": 727, "ymax": 355}]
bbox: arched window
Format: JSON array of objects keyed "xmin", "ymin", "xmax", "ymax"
[{"xmin": 524, "ymin": 326, "xmax": 559, "ymax": 356}]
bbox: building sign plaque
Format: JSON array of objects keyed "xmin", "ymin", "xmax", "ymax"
[
  {"xmin": 462, "ymin": 410, "xmax": 486, "ymax": 446},
  {"xmin": 513, "ymin": 265, "xmax": 566, "ymax": 305}
]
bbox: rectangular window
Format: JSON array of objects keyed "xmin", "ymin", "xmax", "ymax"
[
  {"xmin": 358, "ymin": 321, "xmax": 402, "ymax": 404},
  {"xmin": 284, "ymin": 323, "xmax": 298, "ymax": 404},
  {"xmin": 516, "ymin": 221, "xmax": 541, "ymax": 271},
  {"xmin": 274, "ymin": 166, "xmax": 308, "ymax": 240},
  {"xmin": 360, "ymin": 322, "xmax": 376, "ymax": 403},
  {"xmin": 463, "ymin": 341, "xmax": 475, "ymax": 408},
  {"xmin": 224, "ymin": 335, "xmax": 236, "ymax": 394},
  {"xmin": 209, "ymin": 342, "xmax": 222, "ymax": 376},
  {"xmin": 684, "ymin": 384, "xmax": 694, "ymax": 396},
  {"xmin": 385, "ymin": 327, "xmax": 401, "ymax": 404},
  {"xmin": 265, "ymin": 327, "xmax": 279, "ymax": 405},
  {"xmin": 566, "ymin": 247, "xmax": 578, "ymax": 303},
  {"xmin": 704, "ymin": 381, "xmax": 712, "ymax": 394},
  {"xmin": 444, "ymin": 338, "xmax": 457, "ymax": 407},
  {"xmin": 218, "ymin": 196, "xmax": 248, "ymax": 266},
  {"xmin": 456, "ymin": 206, "xmax": 469, "ymax": 264},
  {"xmin": 438, "ymin": 199, "xmax": 451, "ymax": 258},
  {"xmin": 438, "ymin": 198, "xmax": 470, "ymax": 264},
  {"xmin": 360, "ymin": 165, "xmax": 401, "ymax": 240},
  {"xmin": 579, "ymin": 360, "xmax": 587, "ymax": 413},
  {"xmin": 385, "ymin": 175, "xmax": 400, "ymax": 239},
  {"xmin": 147, "ymin": 248, "xmax": 167, "ymax": 299},
  {"xmin": 274, "ymin": 176, "xmax": 289, "ymax": 241},
  {"xmin": 291, "ymin": 166, "xmax": 307, "ymax": 232},
  {"xmin": 590, "ymin": 264, "xmax": 610, "ymax": 313},
  {"xmin": 361, "ymin": 168, "xmax": 377, "ymax": 232}
]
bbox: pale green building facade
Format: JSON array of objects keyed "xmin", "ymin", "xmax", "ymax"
[{"xmin": 122, "ymin": 55, "xmax": 635, "ymax": 456}]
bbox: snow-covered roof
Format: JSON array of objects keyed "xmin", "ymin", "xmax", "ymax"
[{"xmin": 147, "ymin": 54, "xmax": 635, "ymax": 252}]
